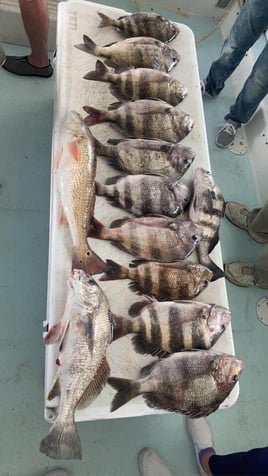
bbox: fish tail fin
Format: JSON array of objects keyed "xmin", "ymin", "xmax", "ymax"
[
  {"xmin": 83, "ymin": 60, "xmax": 110, "ymax": 81},
  {"xmin": 39, "ymin": 419, "xmax": 82, "ymax": 460},
  {"xmin": 99, "ymin": 259, "xmax": 128, "ymax": 281},
  {"xmin": 74, "ymin": 34, "xmax": 97, "ymax": 55},
  {"xmin": 95, "ymin": 180, "xmax": 106, "ymax": 196},
  {"xmin": 201, "ymin": 256, "xmax": 224, "ymax": 281},
  {"xmin": 83, "ymin": 105, "xmax": 107, "ymax": 127},
  {"xmin": 111, "ymin": 313, "xmax": 132, "ymax": 340},
  {"xmin": 88, "ymin": 217, "xmax": 109, "ymax": 240},
  {"xmin": 72, "ymin": 247, "xmax": 107, "ymax": 275},
  {"xmin": 97, "ymin": 11, "xmax": 112, "ymax": 28},
  {"xmin": 108, "ymin": 377, "xmax": 140, "ymax": 412}
]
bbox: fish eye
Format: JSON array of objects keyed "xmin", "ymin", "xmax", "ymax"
[
  {"xmin": 183, "ymin": 158, "xmax": 189, "ymax": 164},
  {"xmin": 221, "ymin": 324, "xmax": 225, "ymax": 331},
  {"xmin": 86, "ymin": 251, "xmax": 91, "ymax": 256},
  {"xmin": 192, "ymin": 235, "xmax": 198, "ymax": 241},
  {"xmin": 204, "ymin": 280, "xmax": 209, "ymax": 285},
  {"xmin": 232, "ymin": 374, "xmax": 238, "ymax": 382}
]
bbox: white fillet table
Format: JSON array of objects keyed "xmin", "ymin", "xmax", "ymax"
[{"xmin": 43, "ymin": 0, "xmax": 239, "ymax": 423}]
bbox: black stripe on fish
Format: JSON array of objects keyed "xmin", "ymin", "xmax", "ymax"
[
  {"xmin": 191, "ymin": 320, "xmax": 206, "ymax": 349},
  {"xmin": 168, "ymin": 306, "xmax": 183, "ymax": 352},
  {"xmin": 149, "ymin": 305, "xmax": 162, "ymax": 348},
  {"xmin": 122, "ymin": 177, "xmax": 134, "ymax": 211}
]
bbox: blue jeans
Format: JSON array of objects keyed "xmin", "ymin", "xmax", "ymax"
[
  {"xmin": 209, "ymin": 447, "xmax": 268, "ymax": 475},
  {"xmin": 205, "ymin": 0, "xmax": 268, "ymax": 124}
]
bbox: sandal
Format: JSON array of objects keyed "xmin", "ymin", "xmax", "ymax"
[{"xmin": 2, "ymin": 55, "xmax": 53, "ymax": 78}]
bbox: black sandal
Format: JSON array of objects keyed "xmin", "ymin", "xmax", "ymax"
[{"xmin": 2, "ymin": 55, "xmax": 53, "ymax": 78}]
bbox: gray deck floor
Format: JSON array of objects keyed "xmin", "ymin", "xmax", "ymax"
[{"xmin": 1, "ymin": 3, "xmax": 268, "ymax": 476}]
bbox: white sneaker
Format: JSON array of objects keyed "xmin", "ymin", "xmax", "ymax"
[
  {"xmin": 138, "ymin": 447, "xmax": 174, "ymax": 476},
  {"xmin": 41, "ymin": 470, "xmax": 70, "ymax": 476},
  {"xmin": 186, "ymin": 418, "xmax": 215, "ymax": 476}
]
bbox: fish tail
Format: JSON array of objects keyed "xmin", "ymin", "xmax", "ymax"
[
  {"xmin": 99, "ymin": 259, "xmax": 128, "ymax": 281},
  {"xmin": 83, "ymin": 105, "xmax": 107, "ymax": 127},
  {"xmin": 95, "ymin": 180, "xmax": 106, "ymax": 196},
  {"xmin": 108, "ymin": 377, "xmax": 140, "ymax": 412},
  {"xmin": 39, "ymin": 419, "xmax": 82, "ymax": 460},
  {"xmin": 88, "ymin": 217, "xmax": 109, "ymax": 240},
  {"xmin": 72, "ymin": 247, "xmax": 107, "ymax": 275},
  {"xmin": 200, "ymin": 256, "xmax": 225, "ymax": 281},
  {"xmin": 74, "ymin": 35, "xmax": 97, "ymax": 55},
  {"xmin": 97, "ymin": 11, "xmax": 112, "ymax": 28},
  {"xmin": 111, "ymin": 313, "xmax": 132, "ymax": 340},
  {"xmin": 83, "ymin": 60, "xmax": 110, "ymax": 82}
]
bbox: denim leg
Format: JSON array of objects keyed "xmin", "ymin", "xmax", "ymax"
[
  {"xmin": 205, "ymin": 0, "xmax": 268, "ymax": 96},
  {"xmin": 225, "ymin": 41, "xmax": 268, "ymax": 123}
]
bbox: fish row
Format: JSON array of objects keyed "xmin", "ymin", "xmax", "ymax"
[{"xmin": 40, "ymin": 270, "xmax": 242, "ymax": 461}]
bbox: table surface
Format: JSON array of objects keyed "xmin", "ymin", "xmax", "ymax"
[{"xmin": 44, "ymin": 0, "xmax": 238, "ymax": 423}]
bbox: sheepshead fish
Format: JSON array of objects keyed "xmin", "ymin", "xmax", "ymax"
[
  {"xmin": 83, "ymin": 100, "xmax": 194, "ymax": 143},
  {"xmin": 189, "ymin": 168, "xmax": 225, "ymax": 281},
  {"xmin": 108, "ymin": 350, "xmax": 243, "ymax": 416},
  {"xmin": 112, "ymin": 300, "xmax": 231, "ymax": 355},
  {"xmin": 84, "ymin": 61, "xmax": 187, "ymax": 105},
  {"xmin": 97, "ymin": 11, "xmax": 180, "ymax": 43},
  {"xmin": 89, "ymin": 216, "xmax": 203, "ymax": 261},
  {"xmin": 100, "ymin": 259, "xmax": 213, "ymax": 300},
  {"xmin": 94, "ymin": 137, "xmax": 195, "ymax": 178},
  {"xmin": 75, "ymin": 35, "xmax": 180, "ymax": 72},
  {"xmin": 39, "ymin": 270, "xmax": 112, "ymax": 460},
  {"xmin": 95, "ymin": 174, "xmax": 191, "ymax": 217},
  {"xmin": 55, "ymin": 111, "xmax": 106, "ymax": 274}
]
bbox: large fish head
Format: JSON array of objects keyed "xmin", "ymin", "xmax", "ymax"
[
  {"xmin": 213, "ymin": 353, "xmax": 243, "ymax": 387},
  {"xmin": 163, "ymin": 45, "xmax": 181, "ymax": 72},
  {"xmin": 207, "ymin": 305, "xmax": 231, "ymax": 344},
  {"xmin": 178, "ymin": 221, "xmax": 203, "ymax": 248},
  {"xmin": 68, "ymin": 269, "xmax": 100, "ymax": 309},
  {"xmin": 171, "ymin": 145, "xmax": 195, "ymax": 175}
]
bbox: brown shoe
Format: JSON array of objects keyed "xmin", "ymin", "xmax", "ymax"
[
  {"xmin": 224, "ymin": 261, "xmax": 256, "ymax": 287},
  {"xmin": 224, "ymin": 201, "xmax": 249, "ymax": 230}
]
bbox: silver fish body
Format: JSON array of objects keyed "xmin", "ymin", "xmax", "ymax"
[
  {"xmin": 100, "ymin": 259, "xmax": 213, "ymax": 300},
  {"xmin": 84, "ymin": 99, "xmax": 194, "ymax": 143},
  {"xmin": 95, "ymin": 174, "xmax": 191, "ymax": 217},
  {"xmin": 94, "ymin": 137, "xmax": 195, "ymax": 178},
  {"xmin": 97, "ymin": 11, "xmax": 180, "ymax": 43},
  {"xmin": 84, "ymin": 61, "xmax": 187, "ymax": 105},
  {"xmin": 189, "ymin": 167, "xmax": 225, "ymax": 281},
  {"xmin": 108, "ymin": 350, "xmax": 243, "ymax": 416},
  {"xmin": 76, "ymin": 35, "xmax": 180, "ymax": 72},
  {"xmin": 40, "ymin": 270, "xmax": 112, "ymax": 460},
  {"xmin": 112, "ymin": 300, "xmax": 231, "ymax": 355},
  {"xmin": 89, "ymin": 216, "xmax": 203, "ymax": 261}
]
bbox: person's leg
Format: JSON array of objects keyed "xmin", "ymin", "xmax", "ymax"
[
  {"xmin": 205, "ymin": 0, "xmax": 268, "ymax": 97},
  {"xmin": 2, "ymin": 0, "xmax": 53, "ymax": 77},
  {"xmin": 20, "ymin": 0, "xmax": 49, "ymax": 67},
  {"xmin": 186, "ymin": 417, "xmax": 215, "ymax": 476},
  {"xmin": 209, "ymin": 447, "xmax": 268, "ymax": 475},
  {"xmin": 225, "ymin": 41, "xmax": 268, "ymax": 124}
]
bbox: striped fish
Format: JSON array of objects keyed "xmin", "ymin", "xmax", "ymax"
[
  {"xmin": 75, "ymin": 35, "xmax": 180, "ymax": 72},
  {"xmin": 97, "ymin": 11, "xmax": 180, "ymax": 43},
  {"xmin": 89, "ymin": 216, "xmax": 203, "ymax": 261},
  {"xmin": 83, "ymin": 99, "xmax": 194, "ymax": 143},
  {"xmin": 95, "ymin": 174, "xmax": 191, "ymax": 217},
  {"xmin": 99, "ymin": 259, "xmax": 213, "ymax": 300},
  {"xmin": 94, "ymin": 137, "xmax": 195, "ymax": 178},
  {"xmin": 108, "ymin": 350, "xmax": 243, "ymax": 416},
  {"xmin": 112, "ymin": 300, "xmax": 231, "ymax": 356},
  {"xmin": 84, "ymin": 61, "xmax": 187, "ymax": 105},
  {"xmin": 189, "ymin": 168, "xmax": 225, "ymax": 281}
]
